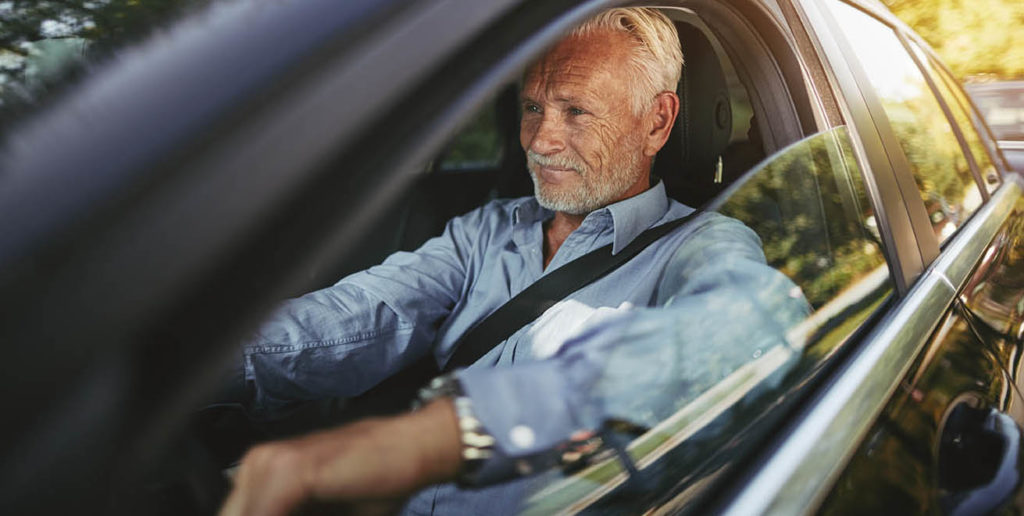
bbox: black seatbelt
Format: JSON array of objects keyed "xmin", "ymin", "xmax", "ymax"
[
  {"xmin": 337, "ymin": 207, "xmax": 703, "ymax": 420},
  {"xmin": 199, "ymin": 211, "xmax": 705, "ymax": 467},
  {"xmin": 442, "ymin": 207, "xmax": 703, "ymax": 372}
]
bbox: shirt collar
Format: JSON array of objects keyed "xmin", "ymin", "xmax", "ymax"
[
  {"xmin": 510, "ymin": 197, "xmax": 551, "ymax": 227},
  {"xmin": 605, "ymin": 179, "xmax": 670, "ymax": 254},
  {"xmin": 510, "ymin": 179, "xmax": 671, "ymax": 255}
]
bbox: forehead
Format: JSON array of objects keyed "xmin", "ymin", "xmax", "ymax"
[{"xmin": 523, "ymin": 29, "xmax": 635, "ymax": 97}]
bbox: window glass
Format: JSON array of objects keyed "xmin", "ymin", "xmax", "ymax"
[
  {"xmin": 0, "ymin": 0, "xmax": 218, "ymax": 138},
  {"xmin": 438, "ymin": 105, "xmax": 504, "ymax": 171},
  {"xmin": 908, "ymin": 42, "xmax": 1001, "ymax": 194},
  {"xmin": 523, "ymin": 127, "xmax": 892, "ymax": 514},
  {"xmin": 824, "ymin": 0, "xmax": 982, "ymax": 244}
]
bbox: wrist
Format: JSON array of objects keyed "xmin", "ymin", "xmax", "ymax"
[
  {"xmin": 405, "ymin": 398, "xmax": 462, "ymax": 485},
  {"xmin": 416, "ymin": 374, "xmax": 502, "ymax": 485}
]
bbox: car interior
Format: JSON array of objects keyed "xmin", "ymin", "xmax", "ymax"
[
  {"xmin": 117, "ymin": 1, "xmax": 912, "ymax": 512},
  {"xmin": 311, "ymin": 7, "xmax": 792, "ymax": 292},
  {"xmin": 4, "ymin": 1, "xmax": 1017, "ymax": 514},
  {"xmin": 205, "ymin": 5, "xmax": 894, "ymax": 513},
  {"xmin": 196, "ymin": 1, "xmax": 786, "ymax": 440}
]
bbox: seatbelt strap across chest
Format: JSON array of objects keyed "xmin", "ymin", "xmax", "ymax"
[{"xmin": 442, "ymin": 208, "xmax": 703, "ymax": 372}]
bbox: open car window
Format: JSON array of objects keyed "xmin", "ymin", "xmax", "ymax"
[{"xmin": 521, "ymin": 126, "xmax": 892, "ymax": 514}]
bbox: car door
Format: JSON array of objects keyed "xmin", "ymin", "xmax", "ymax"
[
  {"xmin": 511, "ymin": 0, "xmax": 906, "ymax": 512},
  {"xmin": 0, "ymin": 0, "xmax": 616, "ymax": 513},
  {"xmin": 717, "ymin": 0, "xmax": 1024, "ymax": 513}
]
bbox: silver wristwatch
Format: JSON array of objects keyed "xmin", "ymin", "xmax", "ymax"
[{"xmin": 416, "ymin": 374, "xmax": 496, "ymax": 484}]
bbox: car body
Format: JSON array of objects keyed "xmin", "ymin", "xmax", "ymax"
[
  {"xmin": 967, "ymin": 80, "xmax": 1024, "ymax": 173},
  {"xmin": 1, "ymin": 0, "xmax": 1022, "ymax": 514}
]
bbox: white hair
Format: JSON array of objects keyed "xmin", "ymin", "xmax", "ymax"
[{"xmin": 571, "ymin": 8, "xmax": 684, "ymax": 115}]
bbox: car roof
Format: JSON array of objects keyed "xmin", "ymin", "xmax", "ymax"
[{"xmin": 965, "ymin": 80, "xmax": 1024, "ymax": 92}]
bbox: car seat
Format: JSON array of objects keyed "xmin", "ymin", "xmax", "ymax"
[{"xmin": 655, "ymin": 22, "xmax": 739, "ymax": 208}]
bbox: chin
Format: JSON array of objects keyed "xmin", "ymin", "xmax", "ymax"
[{"xmin": 534, "ymin": 185, "xmax": 603, "ymax": 215}]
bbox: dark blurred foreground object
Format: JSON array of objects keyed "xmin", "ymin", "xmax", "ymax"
[
  {"xmin": 967, "ymin": 80, "xmax": 1024, "ymax": 173},
  {"xmin": 2, "ymin": 0, "xmax": 1024, "ymax": 514}
]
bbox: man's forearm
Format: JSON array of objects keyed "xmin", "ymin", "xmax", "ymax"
[{"xmin": 220, "ymin": 399, "xmax": 461, "ymax": 516}]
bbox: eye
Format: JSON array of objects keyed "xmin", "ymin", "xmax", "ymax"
[
  {"xmin": 568, "ymin": 107, "xmax": 586, "ymax": 116},
  {"xmin": 523, "ymin": 103, "xmax": 542, "ymax": 114}
]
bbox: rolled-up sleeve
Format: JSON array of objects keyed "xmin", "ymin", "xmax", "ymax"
[
  {"xmin": 239, "ymin": 206, "xmax": 489, "ymax": 417},
  {"xmin": 455, "ymin": 214, "xmax": 810, "ymax": 470}
]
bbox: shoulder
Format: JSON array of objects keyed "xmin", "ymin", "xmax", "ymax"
[
  {"xmin": 439, "ymin": 197, "xmax": 534, "ymax": 250},
  {"xmin": 662, "ymin": 199, "xmax": 762, "ymax": 246},
  {"xmin": 667, "ymin": 208, "xmax": 766, "ymax": 264},
  {"xmin": 691, "ymin": 211, "xmax": 759, "ymax": 240}
]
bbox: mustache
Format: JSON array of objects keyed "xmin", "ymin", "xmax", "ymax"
[{"xmin": 526, "ymin": 150, "xmax": 587, "ymax": 175}]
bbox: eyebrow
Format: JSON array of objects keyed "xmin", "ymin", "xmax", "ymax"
[
  {"xmin": 519, "ymin": 94, "xmax": 589, "ymax": 105},
  {"xmin": 556, "ymin": 95, "xmax": 584, "ymax": 104}
]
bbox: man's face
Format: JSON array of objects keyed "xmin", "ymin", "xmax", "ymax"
[{"xmin": 520, "ymin": 30, "xmax": 651, "ymax": 215}]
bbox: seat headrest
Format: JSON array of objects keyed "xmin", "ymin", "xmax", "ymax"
[{"xmin": 654, "ymin": 22, "xmax": 734, "ymax": 207}]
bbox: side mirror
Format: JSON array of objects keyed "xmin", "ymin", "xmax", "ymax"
[{"xmin": 938, "ymin": 402, "xmax": 1024, "ymax": 515}]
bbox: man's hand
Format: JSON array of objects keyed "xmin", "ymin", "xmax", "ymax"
[{"xmin": 219, "ymin": 399, "xmax": 461, "ymax": 516}]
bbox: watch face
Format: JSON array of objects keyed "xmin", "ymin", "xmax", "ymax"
[{"xmin": 415, "ymin": 374, "xmax": 462, "ymax": 407}]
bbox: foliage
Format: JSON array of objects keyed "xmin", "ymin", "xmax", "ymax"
[
  {"xmin": 883, "ymin": 0, "xmax": 1024, "ymax": 80},
  {"xmin": 439, "ymin": 107, "xmax": 504, "ymax": 170},
  {"xmin": 718, "ymin": 129, "xmax": 887, "ymax": 310},
  {"xmin": 0, "ymin": 0, "xmax": 213, "ymax": 134}
]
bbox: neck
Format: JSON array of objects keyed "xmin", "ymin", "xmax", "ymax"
[
  {"xmin": 549, "ymin": 211, "xmax": 587, "ymax": 242},
  {"xmin": 542, "ymin": 211, "xmax": 584, "ymax": 269},
  {"xmin": 540, "ymin": 171, "xmax": 652, "ymax": 268}
]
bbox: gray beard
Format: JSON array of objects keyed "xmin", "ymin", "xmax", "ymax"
[{"xmin": 527, "ymin": 150, "xmax": 644, "ymax": 214}]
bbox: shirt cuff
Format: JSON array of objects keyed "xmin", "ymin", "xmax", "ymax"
[{"xmin": 455, "ymin": 361, "xmax": 603, "ymax": 458}]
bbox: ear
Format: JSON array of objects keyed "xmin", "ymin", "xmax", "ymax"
[{"xmin": 642, "ymin": 91, "xmax": 680, "ymax": 157}]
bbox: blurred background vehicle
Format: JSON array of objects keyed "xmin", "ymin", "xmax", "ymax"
[{"xmin": 967, "ymin": 81, "xmax": 1024, "ymax": 173}]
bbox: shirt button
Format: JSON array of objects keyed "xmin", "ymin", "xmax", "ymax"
[{"xmin": 509, "ymin": 425, "xmax": 536, "ymax": 449}]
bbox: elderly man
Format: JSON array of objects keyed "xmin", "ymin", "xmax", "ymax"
[{"xmin": 220, "ymin": 7, "xmax": 805, "ymax": 516}]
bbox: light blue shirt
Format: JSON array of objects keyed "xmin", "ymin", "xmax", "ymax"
[{"xmin": 241, "ymin": 180, "xmax": 807, "ymax": 514}]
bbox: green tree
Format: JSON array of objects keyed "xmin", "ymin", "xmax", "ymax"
[
  {"xmin": 883, "ymin": 0, "xmax": 1024, "ymax": 80},
  {"xmin": 0, "ymin": 0, "xmax": 213, "ymax": 133}
]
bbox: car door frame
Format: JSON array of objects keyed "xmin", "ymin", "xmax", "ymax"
[
  {"xmin": 715, "ymin": 0, "xmax": 1024, "ymax": 513},
  {"xmin": 0, "ymin": 0, "xmax": 638, "ymax": 512}
]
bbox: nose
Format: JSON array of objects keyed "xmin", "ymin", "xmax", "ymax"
[{"xmin": 524, "ymin": 113, "xmax": 565, "ymax": 156}]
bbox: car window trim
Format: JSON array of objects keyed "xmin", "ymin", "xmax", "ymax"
[
  {"xmin": 776, "ymin": 0, "xmax": 845, "ymax": 129},
  {"xmin": 794, "ymin": 0, "xmax": 922, "ymax": 293},
  {"xmin": 820, "ymin": 0, "xmax": 951, "ymax": 270},
  {"xmin": 925, "ymin": 49, "xmax": 1016, "ymax": 179},
  {"xmin": 899, "ymin": 34, "xmax": 991, "ymax": 206}
]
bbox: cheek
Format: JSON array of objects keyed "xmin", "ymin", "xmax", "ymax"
[
  {"xmin": 572, "ymin": 121, "xmax": 624, "ymax": 169},
  {"xmin": 519, "ymin": 118, "xmax": 537, "ymax": 149}
]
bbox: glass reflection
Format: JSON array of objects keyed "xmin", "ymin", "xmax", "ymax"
[
  {"xmin": 824, "ymin": 0, "xmax": 982, "ymax": 244},
  {"xmin": 439, "ymin": 105, "xmax": 505, "ymax": 170},
  {"xmin": 523, "ymin": 127, "xmax": 892, "ymax": 514}
]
